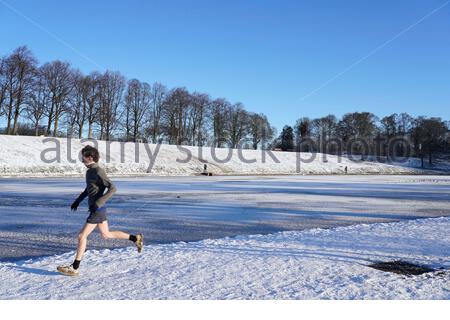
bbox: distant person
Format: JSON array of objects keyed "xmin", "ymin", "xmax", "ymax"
[
  {"xmin": 345, "ymin": 166, "xmax": 348, "ymax": 174},
  {"xmin": 202, "ymin": 163, "xmax": 210, "ymax": 176},
  {"xmin": 57, "ymin": 145, "xmax": 143, "ymax": 276}
]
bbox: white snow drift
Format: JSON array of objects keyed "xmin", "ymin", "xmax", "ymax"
[
  {"xmin": 0, "ymin": 217, "xmax": 448, "ymax": 299},
  {"xmin": 0, "ymin": 135, "xmax": 440, "ymax": 177}
]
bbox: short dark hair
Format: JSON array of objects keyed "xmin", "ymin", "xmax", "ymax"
[{"xmin": 81, "ymin": 145, "xmax": 100, "ymax": 162}]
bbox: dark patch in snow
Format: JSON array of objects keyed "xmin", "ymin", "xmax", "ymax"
[{"xmin": 368, "ymin": 260, "xmax": 436, "ymax": 275}]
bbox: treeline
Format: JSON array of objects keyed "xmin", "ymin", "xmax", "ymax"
[
  {"xmin": 0, "ymin": 46, "xmax": 275, "ymax": 149},
  {"xmin": 2, "ymin": 46, "xmax": 449, "ymax": 164},
  {"xmin": 275, "ymin": 112, "xmax": 450, "ymax": 165}
]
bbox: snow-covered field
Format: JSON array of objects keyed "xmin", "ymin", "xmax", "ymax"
[
  {"xmin": 0, "ymin": 217, "xmax": 448, "ymax": 299},
  {"xmin": 1, "ymin": 145, "xmax": 449, "ymax": 300},
  {"xmin": 0, "ymin": 135, "xmax": 445, "ymax": 176}
]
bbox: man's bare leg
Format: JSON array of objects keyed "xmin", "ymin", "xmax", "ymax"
[
  {"xmin": 75, "ymin": 223, "xmax": 98, "ymax": 261},
  {"xmin": 98, "ymin": 220, "xmax": 144, "ymax": 253},
  {"xmin": 98, "ymin": 220, "xmax": 130, "ymax": 240},
  {"xmin": 57, "ymin": 223, "xmax": 97, "ymax": 275}
]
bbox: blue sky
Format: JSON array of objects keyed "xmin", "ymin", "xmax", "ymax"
[{"xmin": 1, "ymin": 0, "xmax": 449, "ymax": 131}]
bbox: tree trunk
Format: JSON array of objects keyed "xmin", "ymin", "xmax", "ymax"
[
  {"xmin": 133, "ymin": 122, "xmax": 138, "ymax": 142},
  {"xmin": 6, "ymin": 114, "xmax": 12, "ymax": 135},
  {"xmin": 88, "ymin": 121, "xmax": 93, "ymax": 139},
  {"xmin": 12, "ymin": 104, "xmax": 21, "ymax": 135},
  {"xmin": 46, "ymin": 108, "xmax": 53, "ymax": 136},
  {"xmin": 78, "ymin": 123, "xmax": 84, "ymax": 139},
  {"xmin": 6, "ymin": 98, "xmax": 13, "ymax": 134},
  {"xmin": 100, "ymin": 122, "xmax": 104, "ymax": 140},
  {"xmin": 53, "ymin": 112, "xmax": 59, "ymax": 137}
]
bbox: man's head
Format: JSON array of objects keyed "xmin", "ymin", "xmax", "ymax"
[{"xmin": 81, "ymin": 145, "xmax": 99, "ymax": 166}]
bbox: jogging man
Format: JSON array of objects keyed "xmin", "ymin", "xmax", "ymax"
[{"xmin": 57, "ymin": 145, "xmax": 143, "ymax": 276}]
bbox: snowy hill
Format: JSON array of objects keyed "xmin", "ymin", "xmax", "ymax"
[
  {"xmin": 0, "ymin": 135, "xmax": 443, "ymax": 177},
  {"xmin": 0, "ymin": 217, "xmax": 448, "ymax": 299}
]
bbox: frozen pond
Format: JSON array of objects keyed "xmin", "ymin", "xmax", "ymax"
[{"xmin": 0, "ymin": 175, "xmax": 449, "ymax": 262}]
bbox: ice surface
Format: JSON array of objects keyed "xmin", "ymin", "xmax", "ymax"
[{"xmin": 0, "ymin": 175, "xmax": 449, "ymax": 262}]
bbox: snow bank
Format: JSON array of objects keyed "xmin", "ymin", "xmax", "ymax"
[
  {"xmin": 0, "ymin": 135, "xmax": 440, "ymax": 177},
  {"xmin": 0, "ymin": 217, "xmax": 448, "ymax": 299}
]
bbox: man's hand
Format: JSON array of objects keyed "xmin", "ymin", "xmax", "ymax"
[{"xmin": 71, "ymin": 200, "xmax": 80, "ymax": 211}]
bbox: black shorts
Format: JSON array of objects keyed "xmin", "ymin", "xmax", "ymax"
[{"xmin": 86, "ymin": 206, "xmax": 108, "ymax": 224}]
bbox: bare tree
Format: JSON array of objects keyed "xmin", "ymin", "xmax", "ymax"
[
  {"xmin": 210, "ymin": 98, "xmax": 230, "ymax": 147},
  {"xmin": 2, "ymin": 56, "xmax": 16, "ymax": 134},
  {"xmin": 65, "ymin": 70, "xmax": 91, "ymax": 138},
  {"xmin": 248, "ymin": 113, "xmax": 274, "ymax": 150},
  {"xmin": 122, "ymin": 81, "xmax": 133, "ymax": 141},
  {"xmin": 189, "ymin": 92, "xmax": 210, "ymax": 146},
  {"xmin": 337, "ymin": 112, "xmax": 379, "ymax": 157},
  {"xmin": 3, "ymin": 46, "xmax": 38, "ymax": 135},
  {"xmin": 123, "ymin": 79, "xmax": 150, "ymax": 141},
  {"xmin": 397, "ymin": 112, "xmax": 414, "ymax": 136},
  {"xmin": 381, "ymin": 113, "xmax": 397, "ymax": 137},
  {"xmin": 25, "ymin": 66, "xmax": 49, "ymax": 136},
  {"xmin": 85, "ymin": 72, "xmax": 101, "ymax": 139},
  {"xmin": 144, "ymin": 82, "xmax": 167, "ymax": 143},
  {"xmin": 227, "ymin": 102, "xmax": 248, "ymax": 148},
  {"xmin": 311, "ymin": 115, "xmax": 338, "ymax": 153},
  {"xmin": 145, "ymin": 82, "xmax": 167, "ymax": 143},
  {"xmin": 97, "ymin": 71, "xmax": 125, "ymax": 141},
  {"xmin": 162, "ymin": 87, "xmax": 191, "ymax": 144},
  {"xmin": 0, "ymin": 57, "xmax": 7, "ymax": 122},
  {"xmin": 41, "ymin": 60, "xmax": 73, "ymax": 136}
]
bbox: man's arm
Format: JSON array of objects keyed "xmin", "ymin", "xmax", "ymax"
[
  {"xmin": 71, "ymin": 188, "xmax": 88, "ymax": 211},
  {"xmin": 95, "ymin": 168, "xmax": 117, "ymax": 208},
  {"xmin": 76, "ymin": 188, "xmax": 88, "ymax": 203}
]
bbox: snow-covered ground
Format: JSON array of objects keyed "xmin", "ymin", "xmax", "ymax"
[
  {"xmin": 1, "ymin": 135, "xmax": 445, "ymax": 176},
  {"xmin": 1, "ymin": 175, "xmax": 450, "ymax": 262},
  {"xmin": 0, "ymin": 217, "xmax": 448, "ymax": 299}
]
